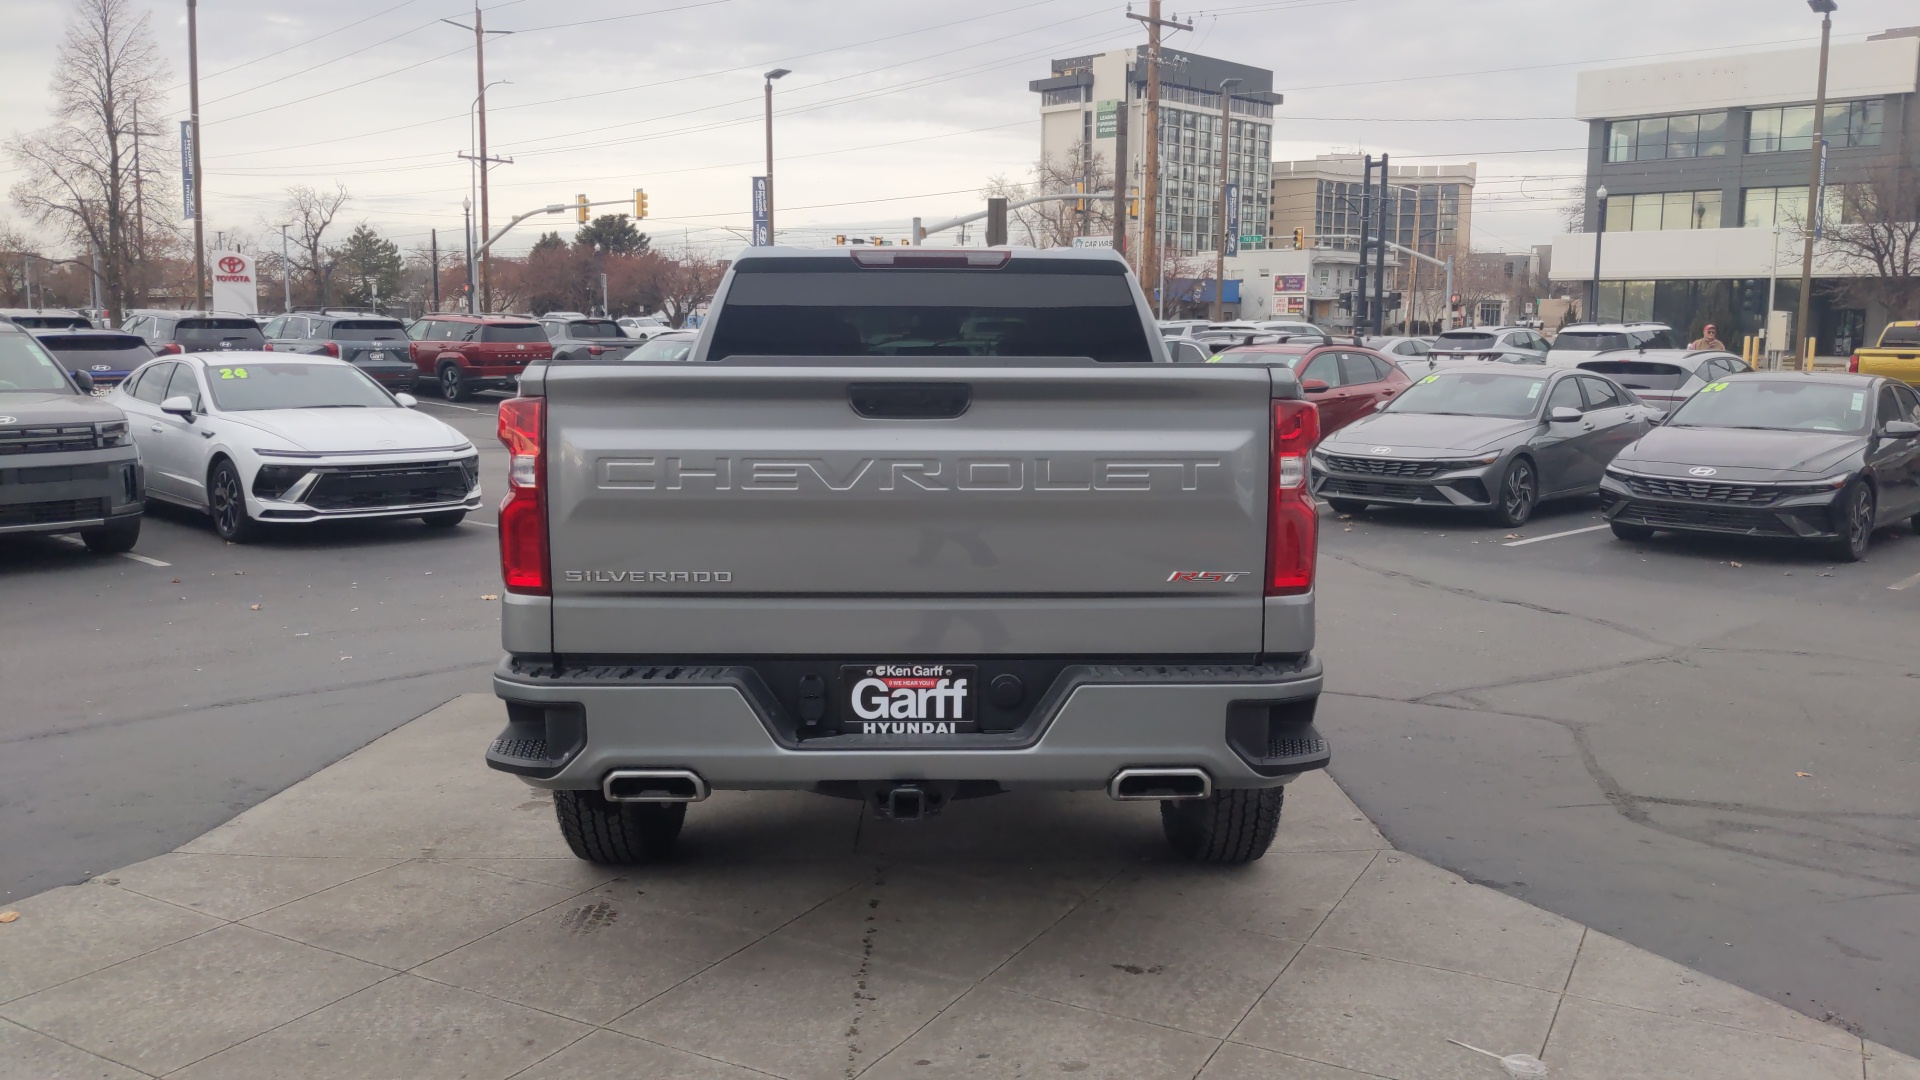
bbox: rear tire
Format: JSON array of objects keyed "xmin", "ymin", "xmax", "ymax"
[
  {"xmin": 1326, "ymin": 498, "xmax": 1368, "ymax": 515},
  {"xmin": 1160, "ymin": 788, "xmax": 1284, "ymax": 865},
  {"xmin": 553, "ymin": 789, "xmax": 685, "ymax": 864},
  {"xmin": 80, "ymin": 518, "xmax": 141, "ymax": 553},
  {"xmin": 439, "ymin": 362, "xmax": 473, "ymax": 402},
  {"xmin": 1493, "ymin": 457, "xmax": 1537, "ymax": 527},
  {"xmin": 1609, "ymin": 521, "xmax": 1655, "ymax": 542},
  {"xmin": 420, "ymin": 510, "xmax": 466, "ymax": 528}
]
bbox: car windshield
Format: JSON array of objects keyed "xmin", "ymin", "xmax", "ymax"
[
  {"xmin": 36, "ymin": 335, "xmax": 154, "ymax": 371},
  {"xmin": 330, "ymin": 320, "xmax": 407, "ymax": 341},
  {"xmin": 1384, "ymin": 371, "xmax": 1548, "ymax": 419},
  {"xmin": 0, "ymin": 332, "xmax": 79, "ymax": 393},
  {"xmin": 480, "ymin": 323, "xmax": 547, "ymax": 343},
  {"xmin": 202, "ymin": 362, "xmax": 396, "ymax": 411},
  {"xmin": 707, "ymin": 259, "xmax": 1153, "ymax": 362},
  {"xmin": 1552, "ymin": 331, "xmax": 1631, "ymax": 352},
  {"xmin": 630, "ymin": 335, "xmax": 696, "ymax": 362},
  {"xmin": 176, "ymin": 319, "xmax": 266, "ymax": 347},
  {"xmin": 1209, "ymin": 348, "xmax": 1309, "ymax": 367},
  {"xmin": 1578, "ymin": 360, "xmax": 1690, "ymax": 391},
  {"xmin": 568, "ymin": 320, "xmax": 626, "ymax": 338},
  {"xmin": 1434, "ymin": 332, "xmax": 1498, "ymax": 350},
  {"xmin": 1664, "ymin": 380, "xmax": 1870, "ymax": 433}
]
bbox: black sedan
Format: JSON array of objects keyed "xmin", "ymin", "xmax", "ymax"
[
  {"xmin": 1599, "ymin": 372, "xmax": 1920, "ymax": 560},
  {"xmin": 1312, "ymin": 367, "xmax": 1657, "ymax": 526}
]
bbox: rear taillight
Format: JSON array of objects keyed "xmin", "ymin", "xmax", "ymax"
[
  {"xmin": 1266, "ymin": 399, "xmax": 1321, "ymax": 596},
  {"xmin": 321, "ymin": 342, "xmax": 340, "ymax": 358},
  {"xmin": 1848, "ymin": 353, "xmax": 1859, "ymax": 373},
  {"xmin": 159, "ymin": 342, "xmax": 182, "ymax": 355},
  {"xmin": 497, "ymin": 396, "xmax": 549, "ymax": 595},
  {"xmin": 587, "ymin": 345, "xmax": 606, "ymax": 356}
]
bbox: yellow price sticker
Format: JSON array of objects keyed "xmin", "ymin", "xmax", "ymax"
[
  {"xmin": 217, "ymin": 367, "xmax": 249, "ymax": 380},
  {"xmin": 1699, "ymin": 381, "xmax": 1728, "ymax": 393},
  {"xmin": 1419, "ymin": 374, "xmax": 1440, "ymax": 384}
]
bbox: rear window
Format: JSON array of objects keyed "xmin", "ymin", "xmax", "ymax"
[
  {"xmin": 480, "ymin": 323, "xmax": 547, "ymax": 343},
  {"xmin": 8, "ymin": 314, "xmax": 92, "ymax": 329},
  {"xmin": 707, "ymin": 258, "xmax": 1152, "ymax": 363},
  {"xmin": 35, "ymin": 335, "xmax": 154, "ymax": 370},
  {"xmin": 330, "ymin": 319, "xmax": 407, "ymax": 341},
  {"xmin": 1631, "ymin": 329, "xmax": 1676, "ymax": 349},
  {"xmin": 175, "ymin": 319, "xmax": 266, "ymax": 346},
  {"xmin": 1881, "ymin": 324, "xmax": 1920, "ymax": 348},
  {"xmin": 1552, "ymin": 331, "xmax": 1630, "ymax": 352},
  {"xmin": 1210, "ymin": 347, "xmax": 1310, "ymax": 367},
  {"xmin": 1434, "ymin": 332, "xmax": 1498, "ymax": 350},
  {"xmin": 568, "ymin": 320, "xmax": 626, "ymax": 338},
  {"xmin": 1577, "ymin": 360, "xmax": 1690, "ymax": 391}
]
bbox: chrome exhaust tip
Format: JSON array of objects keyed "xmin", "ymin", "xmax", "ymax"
[
  {"xmin": 1108, "ymin": 768, "xmax": 1212, "ymax": 801},
  {"xmin": 602, "ymin": 769, "xmax": 709, "ymax": 803}
]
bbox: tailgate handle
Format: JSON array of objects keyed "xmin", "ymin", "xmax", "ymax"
[{"xmin": 847, "ymin": 382, "xmax": 971, "ymax": 420}]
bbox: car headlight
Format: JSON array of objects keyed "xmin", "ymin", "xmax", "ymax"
[
  {"xmin": 1604, "ymin": 466, "xmax": 1629, "ymax": 479},
  {"xmin": 1775, "ymin": 473, "xmax": 1852, "ymax": 491},
  {"xmin": 251, "ymin": 464, "xmax": 309, "ymax": 499},
  {"xmin": 1437, "ymin": 454, "xmax": 1501, "ymax": 469},
  {"xmin": 457, "ymin": 454, "xmax": 480, "ymax": 489},
  {"xmin": 96, "ymin": 420, "xmax": 130, "ymax": 448}
]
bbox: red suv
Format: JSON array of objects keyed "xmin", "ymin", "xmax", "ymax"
[
  {"xmin": 1210, "ymin": 343, "xmax": 1413, "ymax": 436},
  {"xmin": 406, "ymin": 314, "xmax": 553, "ymax": 401}
]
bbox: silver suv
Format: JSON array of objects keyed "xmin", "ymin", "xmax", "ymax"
[{"xmin": 1547, "ymin": 322, "xmax": 1677, "ymax": 364}]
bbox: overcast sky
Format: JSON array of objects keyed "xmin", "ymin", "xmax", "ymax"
[{"xmin": 2, "ymin": 0, "xmax": 1914, "ymax": 259}]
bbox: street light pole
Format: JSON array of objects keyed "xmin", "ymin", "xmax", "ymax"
[
  {"xmin": 1211, "ymin": 77, "xmax": 1241, "ymax": 322},
  {"xmin": 279, "ymin": 224, "xmax": 291, "ymax": 313},
  {"xmin": 1590, "ymin": 185, "xmax": 1609, "ymax": 322},
  {"xmin": 763, "ymin": 68, "xmax": 790, "ymax": 244},
  {"xmin": 1795, "ymin": 0, "xmax": 1836, "ymax": 370},
  {"xmin": 186, "ymin": 0, "xmax": 207, "ymax": 310}
]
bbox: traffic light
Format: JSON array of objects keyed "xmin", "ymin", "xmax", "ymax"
[
  {"xmin": 1337, "ymin": 290, "xmax": 1354, "ymax": 310},
  {"xmin": 1386, "ymin": 291, "xmax": 1403, "ymax": 310},
  {"xmin": 1075, "ymin": 181, "xmax": 1086, "ymax": 214},
  {"xmin": 633, "ymin": 189, "xmax": 648, "ymax": 219},
  {"xmin": 1128, "ymin": 196, "xmax": 1139, "ymax": 219},
  {"xmin": 871, "ymin": 236, "xmax": 886, "ymax": 246},
  {"xmin": 576, "ymin": 194, "xmax": 589, "ymax": 224},
  {"xmin": 1293, "ymin": 227, "xmax": 1305, "ymax": 249},
  {"xmin": 834, "ymin": 235, "xmax": 847, "ymax": 245}
]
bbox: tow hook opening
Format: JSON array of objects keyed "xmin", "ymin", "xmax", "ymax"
[
  {"xmin": 1109, "ymin": 768, "xmax": 1213, "ymax": 801},
  {"xmin": 869, "ymin": 782, "xmax": 950, "ymax": 821},
  {"xmin": 602, "ymin": 769, "xmax": 709, "ymax": 802}
]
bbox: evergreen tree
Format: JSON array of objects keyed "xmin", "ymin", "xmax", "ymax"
[{"xmin": 334, "ymin": 223, "xmax": 403, "ymax": 309}]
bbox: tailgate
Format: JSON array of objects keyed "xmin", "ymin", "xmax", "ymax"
[
  {"xmin": 542, "ymin": 363, "xmax": 1272, "ymax": 655},
  {"xmin": 1858, "ymin": 349, "xmax": 1920, "ymax": 385}
]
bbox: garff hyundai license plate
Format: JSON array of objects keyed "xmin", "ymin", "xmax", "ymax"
[{"xmin": 841, "ymin": 664, "xmax": 977, "ymax": 735}]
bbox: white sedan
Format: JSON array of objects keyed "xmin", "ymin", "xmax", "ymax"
[{"xmin": 112, "ymin": 352, "xmax": 482, "ymax": 542}]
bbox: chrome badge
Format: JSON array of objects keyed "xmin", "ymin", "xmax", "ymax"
[
  {"xmin": 1689, "ymin": 466, "xmax": 1718, "ymax": 477},
  {"xmin": 1370, "ymin": 446, "xmax": 1393, "ymax": 454},
  {"xmin": 1168, "ymin": 571, "xmax": 1251, "ymax": 583}
]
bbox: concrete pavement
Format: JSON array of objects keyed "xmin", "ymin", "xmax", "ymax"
[{"xmin": 1, "ymin": 694, "xmax": 1909, "ymax": 1080}]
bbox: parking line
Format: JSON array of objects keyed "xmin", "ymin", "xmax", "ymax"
[
  {"xmin": 465, "ymin": 520, "xmax": 497, "ymax": 529},
  {"xmin": 1503, "ymin": 524, "xmax": 1610, "ymax": 547},
  {"xmin": 421, "ymin": 401, "xmax": 484, "ymax": 413},
  {"xmin": 1888, "ymin": 570, "xmax": 1920, "ymax": 591},
  {"xmin": 120, "ymin": 553, "xmax": 171, "ymax": 567}
]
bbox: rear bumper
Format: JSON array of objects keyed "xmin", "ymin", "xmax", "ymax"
[{"xmin": 488, "ymin": 655, "xmax": 1327, "ymax": 792}]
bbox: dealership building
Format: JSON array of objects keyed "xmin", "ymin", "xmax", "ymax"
[{"xmin": 1550, "ymin": 28, "xmax": 1920, "ymax": 356}]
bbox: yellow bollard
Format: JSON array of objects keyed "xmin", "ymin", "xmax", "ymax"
[{"xmin": 1803, "ymin": 336, "xmax": 1816, "ymax": 372}]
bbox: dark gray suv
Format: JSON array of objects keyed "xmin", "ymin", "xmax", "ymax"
[{"xmin": 262, "ymin": 311, "xmax": 417, "ymax": 391}]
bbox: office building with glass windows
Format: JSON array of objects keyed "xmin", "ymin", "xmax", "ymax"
[
  {"xmin": 1550, "ymin": 28, "xmax": 1919, "ymax": 355},
  {"xmin": 1030, "ymin": 48, "xmax": 1279, "ymax": 260}
]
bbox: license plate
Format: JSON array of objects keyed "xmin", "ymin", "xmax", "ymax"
[
  {"xmin": 368, "ymin": 351, "xmax": 385, "ymax": 361},
  {"xmin": 841, "ymin": 664, "xmax": 977, "ymax": 735}
]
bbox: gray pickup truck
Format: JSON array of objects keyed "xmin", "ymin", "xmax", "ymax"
[
  {"xmin": 0, "ymin": 320, "xmax": 143, "ymax": 552},
  {"xmin": 486, "ymin": 247, "xmax": 1327, "ymax": 864}
]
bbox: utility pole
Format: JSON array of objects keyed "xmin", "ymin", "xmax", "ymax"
[
  {"xmin": 1372, "ymin": 154, "xmax": 1389, "ymax": 336},
  {"xmin": 187, "ymin": 0, "xmax": 207, "ymax": 310},
  {"xmin": 1110, "ymin": 79, "xmax": 1129, "ymax": 255},
  {"xmin": 430, "ymin": 229, "xmax": 440, "ymax": 311},
  {"xmin": 444, "ymin": 6, "xmax": 510, "ymax": 312},
  {"xmin": 130, "ymin": 100, "xmax": 145, "ymax": 308},
  {"xmin": 1795, "ymin": 0, "xmax": 1836, "ymax": 370},
  {"xmin": 764, "ymin": 68, "xmax": 790, "ymax": 244},
  {"xmin": 1211, "ymin": 77, "xmax": 1240, "ymax": 321},
  {"xmin": 463, "ymin": 200, "xmax": 475, "ymax": 313},
  {"xmin": 1127, "ymin": 2, "xmax": 1191, "ymax": 317},
  {"xmin": 279, "ymin": 224, "xmax": 292, "ymax": 313}
]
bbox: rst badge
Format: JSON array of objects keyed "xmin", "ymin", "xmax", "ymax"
[
  {"xmin": 842, "ymin": 664, "xmax": 976, "ymax": 734},
  {"xmin": 1167, "ymin": 571, "xmax": 1250, "ymax": 583}
]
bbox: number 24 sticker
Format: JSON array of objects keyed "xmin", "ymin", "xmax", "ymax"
[
  {"xmin": 1419, "ymin": 374, "xmax": 1440, "ymax": 384},
  {"xmin": 1699, "ymin": 381, "xmax": 1729, "ymax": 393},
  {"xmin": 216, "ymin": 367, "xmax": 249, "ymax": 379}
]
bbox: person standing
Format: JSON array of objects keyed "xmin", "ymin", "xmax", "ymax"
[{"xmin": 1690, "ymin": 323, "xmax": 1725, "ymax": 350}]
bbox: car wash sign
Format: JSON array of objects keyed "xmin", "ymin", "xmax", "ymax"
[{"xmin": 209, "ymin": 251, "xmax": 258, "ymax": 315}]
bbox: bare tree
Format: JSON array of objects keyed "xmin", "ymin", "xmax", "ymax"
[
  {"xmin": 279, "ymin": 184, "xmax": 350, "ymax": 307},
  {"xmin": 651, "ymin": 252, "xmax": 726, "ymax": 327},
  {"xmin": 1818, "ymin": 168, "xmax": 1920, "ymax": 318},
  {"xmin": 6, "ymin": 0, "xmax": 173, "ymax": 321},
  {"xmin": 983, "ymin": 141, "xmax": 1116, "ymax": 249}
]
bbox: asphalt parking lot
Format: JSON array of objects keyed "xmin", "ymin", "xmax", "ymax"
[{"xmin": 2, "ymin": 392, "xmax": 1916, "ymax": 1054}]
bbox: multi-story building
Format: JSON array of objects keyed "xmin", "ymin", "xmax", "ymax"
[
  {"xmin": 1549, "ymin": 28, "xmax": 1919, "ymax": 355},
  {"xmin": 1030, "ymin": 48, "xmax": 1279, "ymax": 259},
  {"xmin": 1269, "ymin": 156, "xmax": 1476, "ymax": 331}
]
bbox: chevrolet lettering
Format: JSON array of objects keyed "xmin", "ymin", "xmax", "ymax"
[{"xmin": 489, "ymin": 246, "xmax": 1328, "ymax": 866}]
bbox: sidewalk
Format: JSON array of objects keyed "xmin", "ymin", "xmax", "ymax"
[{"xmin": 1, "ymin": 694, "xmax": 1912, "ymax": 1080}]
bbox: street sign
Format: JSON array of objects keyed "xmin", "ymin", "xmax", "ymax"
[
  {"xmin": 751, "ymin": 176, "xmax": 770, "ymax": 246},
  {"xmin": 1223, "ymin": 183, "xmax": 1239, "ymax": 258},
  {"xmin": 1239, "ymin": 234, "xmax": 1264, "ymax": 245},
  {"xmin": 179, "ymin": 121, "xmax": 194, "ymax": 218},
  {"xmin": 1071, "ymin": 236, "xmax": 1113, "ymax": 248},
  {"xmin": 1095, "ymin": 99, "xmax": 1119, "ymax": 139},
  {"xmin": 210, "ymin": 250, "xmax": 257, "ymax": 315}
]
